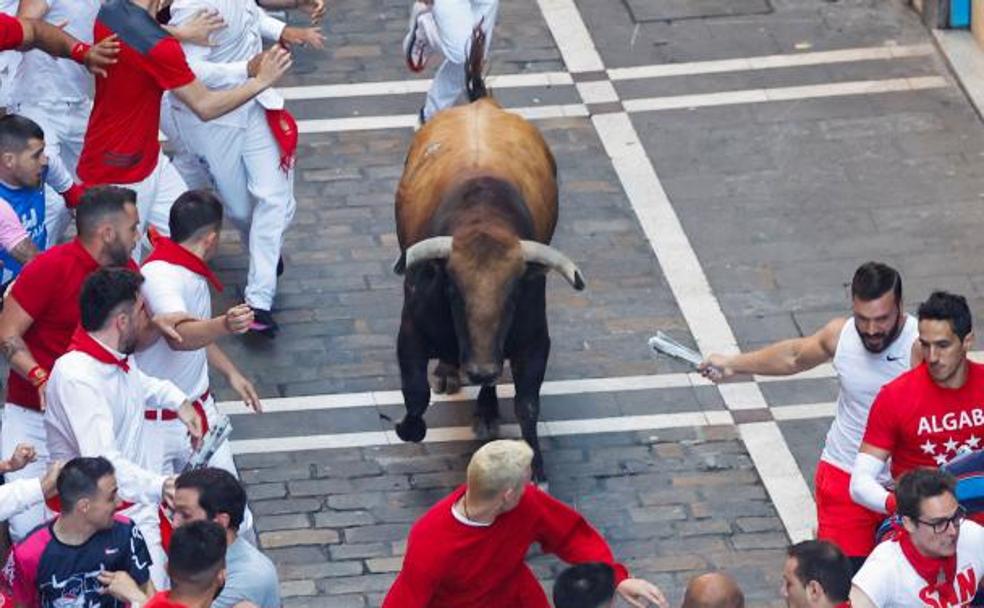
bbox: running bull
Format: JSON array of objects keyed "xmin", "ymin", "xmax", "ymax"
[{"xmin": 391, "ymin": 29, "xmax": 585, "ymax": 482}]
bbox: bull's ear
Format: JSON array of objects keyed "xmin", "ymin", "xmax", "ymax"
[{"xmin": 393, "ymin": 252, "xmax": 407, "ymax": 275}]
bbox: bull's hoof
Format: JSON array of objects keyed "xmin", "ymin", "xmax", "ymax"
[
  {"xmin": 396, "ymin": 416, "xmax": 427, "ymax": 442},
  {"xmin": 430, "ymin": 362, "xmax": 461, "ymax": 395},
  {"xmin": 471, "ymin": 415, "xmax": 501, "ymax": 441}
]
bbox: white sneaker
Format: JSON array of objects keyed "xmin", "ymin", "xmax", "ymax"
[{"xmin": 402, "ymin": 2, "xmax": 442, "ymax": 72}]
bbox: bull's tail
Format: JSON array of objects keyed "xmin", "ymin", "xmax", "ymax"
[{"xmin": 465, "ymin": 21, "xmax": 488, "ymax": 102}]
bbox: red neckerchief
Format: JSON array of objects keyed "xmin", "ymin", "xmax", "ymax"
[
  {"xmin": 264, "ymin": 108, "xmax": 298, "ymax": 174},
  {"xmin": 67, "ymin": 327, "xmax": 129, "ymax": 372},
  {"xmin": 898, "ymin": 528, "xmax": 957, "ymax": 606},
  {"xmin": 143, "ymin": 236, "xmax": 223, "ymax": 292},
  {"xmin": 833, "ymin": 603, "xmax": 851, "ymax": 608},
  {"xmin": 145, "ymin": 591, "xmax": 188, "ymax": 608}
]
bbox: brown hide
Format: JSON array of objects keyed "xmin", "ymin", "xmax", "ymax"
[{"xmin": 395, "ymin": 97, "xmax": 558, "ymax": 247}]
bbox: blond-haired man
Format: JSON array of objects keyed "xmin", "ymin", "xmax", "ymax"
[{"xmin": 382, "ymin": 440, "xmax": 668, "ymax": 608}]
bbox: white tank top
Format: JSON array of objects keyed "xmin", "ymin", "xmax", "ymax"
[{"xmin": 821, "ymin": 314, "xmax": 918, "ymax": 472}]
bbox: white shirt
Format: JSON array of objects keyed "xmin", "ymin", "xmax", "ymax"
[
  {"xmin": 167, "ymin": 0, "xmax": 286, "ymax": 129},
  {"xmin": 136, "ymin": 260, "xmax": 211, "ymax": 397},
  {"xmin": 822, "ymin": 315, "xmax": 918, "ymax": 472},
  {"xmin": 8, "ymin": 0, "xmax": 98, "ymax": 105},
  {"xmin": 44, "ymin": 338, "xmax": 187, "ymax": 506},
  {"xmin": 853, "ymin": 521, "xmax": 984, "ymax": 607},
  {"xmin": 0, "ymin": 478, "xmax": 43, "ymax": 522}
]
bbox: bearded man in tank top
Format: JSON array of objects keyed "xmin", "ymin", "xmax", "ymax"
[{"xmin": 699, "ymin": 261, "xmax": 917, "ymax": 571}]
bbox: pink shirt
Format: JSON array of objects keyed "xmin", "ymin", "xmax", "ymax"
[{"xmin": 0, "ymin": 198, "xmax": 28, "ymax": 252}]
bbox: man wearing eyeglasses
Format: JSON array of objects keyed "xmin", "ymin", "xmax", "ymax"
[{"xmin": 851, "ymin": 469, "xmax": 983, "ymax": 607}]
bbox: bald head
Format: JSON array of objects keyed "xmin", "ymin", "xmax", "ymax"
[{"xmin": 682, "ymin": 573, "xmax": 744, "ymax": 608}]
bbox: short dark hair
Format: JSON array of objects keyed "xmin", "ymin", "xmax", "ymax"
[
  {"xmin": 918, "ymin": 291, "xmax": 973, "ymax": 341},
  {"xmin": 79, "ymin": 268, "xmax": 144, "ymax": 331},
  {"xmin": 851, "ymin": 262, "xmax": 901, "ymax": 303},
  {"xmin": 553, "ymin": 563, "xmax": 616, "ymax": 608},
  {"xmin": 76, "ymin": 186, "xmax": 137, "ymax": 239},
  {"xmin": 897, "ymin": 469, "xmax": 957, "ymax": 521},
  {"xmin": 169, "ymin": 190, "xmax": 224, "ymax": 244},
  {"xmin": 0, "ymin": 114, "xmax": 44, "ymax": 154},
  {"xmin": 58, "ymin": 457, "xmax": 115, "ymax": 512},
  {"xmin": 786, "ymin": 540, "xmax": 852, "ymax": 603},
  {"xmin": 176, "ymin": 468, "xmax": 246, "ymax": 531},
  {"xmin": 167, "ymin": 520, "xmax": 227, "ymax": 592}
]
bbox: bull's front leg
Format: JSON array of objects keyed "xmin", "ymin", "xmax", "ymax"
[
  {"xmin": 396, "ymin": 320, "xmax": 431, "ymax": 443},
  {"xmin": 511, "ymin": 334, "xmax": 550, "ymax": 484}
]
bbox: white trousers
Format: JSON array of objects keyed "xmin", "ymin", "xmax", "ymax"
[
  {"xmin": 114, "ymin": 152, "xmax": 188, "ymax": 261},
  {"xmin": 1, "ymin": 403, "xmax": 50, "ymax": 541},
  {"xmin": 423, "ymin": 0, "xmax": 499, "ymax": 120},
  {"xmin": 143, "ymin": 396, "xmax": 255, "ymax": 538},
  {"xmin": 12, "ymin": 99, "xmax": 91, "ymax": 248},
  {"xmin": 160, "ymin": 96, "xmax": 213, "ymax": 192},
  {"xmin": 172, "ymin": 103, "xmax": 295, "ymax": 310}
]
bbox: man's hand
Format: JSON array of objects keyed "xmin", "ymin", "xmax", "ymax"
[
  {"xmin": 172, "ymin": 8, "xmax": 226, "ymax": 46},
  {"xmin": 247, "ymin": 49, "xmax": 264, "ymax": 78},
  {"xmin": 255, "ymin": 45, "xmax": 292, "ymax": 86},
  {"xmin": 162, "ymin": 476, "xmax": 177, "ymax": 509},
  {"xmin": 223, "ymin": 304, "xmax": 254, "ymax": 335},
  {"xmin": 616, "ymin": 578, "xmax": 669, "ymax": 608},
  {"xmin": 228, "ymin": 371, "xmax": 262, "ymax": 413},
  {"xmin": 40, "ymin": 460, "xmax": 64, "ymax": 498},
  {"xmin": 279, "ymin": 26, "xmax": 325, "ymax": 50},
  {"xmin": 4, "ymin": 443, "xmax": 37, "ymax": 473},
  {"xmin": 177, "ymin": 401, "xmax": 205, "ymax": 449},
  {"xmin": 697, "ymin": 355, "xmax": 732, "ymax": 382},
  {"xmin": 152, "ymin": 311, "xmax": 196, "ymax": 344},
  {"xmin": 298, "ymin": 0, "xmax": 326, "ymax": 25},
  {"xmin": 83, "ymin": 34, "xmax": 119, "ymax": 77},
  {"xmin": 98, "ymin": 570, "xmax": 148, "ymax": 605}
]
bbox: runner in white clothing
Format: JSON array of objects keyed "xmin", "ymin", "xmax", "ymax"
[
  {"xmin": 165, "ymin": 0, "xmax": 324, "ymax": 336},
  {"xmin": 135, "ymin": 190, "xmax": 260, "ymax": 532},
  {"xmin": 852, "ymin": 469, "xmax": 984, "ymax": 608},
  {"xmin": 403, "ymin": 0, "xmax": 499, "ymax": 123},
  {"xmin": 699, "ymin": 262, "xmax": 917, "ymax": 569},
  {"xmin": 44, "ymin": 267, "xmax": 204, "ymax": 588},
  {"xmin": 10, "ymin": 0, "xmax": 98, "ymax": 247}
]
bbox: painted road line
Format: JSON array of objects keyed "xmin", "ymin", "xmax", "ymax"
[
  {"xmin": 535, "ymin": 0, "xmax": 605, "ymax": 73},
  {"xmin": 539, "ymin": 0, "xmax": 817, "ymax": 543},
  {"xmin": 279, "ymin": 71, "xmax": 574, "ymax": 100},
  {"xmin": 230, "ymin": 410, "xmax": 733, "ymax": 455},
  {"xmin": 621, "ymin": 77, "xmax": 949, "ymax": 113},
  {"xmin": 771, "ymin": 402, "xmax": 837, "ymax": 421},
  {"xmin": 296, "ymin": 104, "xmax": 589, "ymax": 134},
  {"xmin": 607, "ymin": 44, "xmax": 933, "ymax": 81}
]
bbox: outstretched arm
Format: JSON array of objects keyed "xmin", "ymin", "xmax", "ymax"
[{"xmin": 699, "ymin": 317, "xmax": 844, "ymax": 381}]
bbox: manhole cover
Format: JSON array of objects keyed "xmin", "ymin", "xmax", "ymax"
[{"xmin": 623, "ymin": 0, "xmax": 773, "ymax": 22}]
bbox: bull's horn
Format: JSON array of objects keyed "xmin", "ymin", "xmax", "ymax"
[
  {"xmin": 520, "ymin": 241, "xmax": 586, "ymax": 291},
  {"xmin": 403, "ymin": 236, "xmax": 454, "ymax": 271}
]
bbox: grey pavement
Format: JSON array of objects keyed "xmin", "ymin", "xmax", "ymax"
[
  {"xmin": 2, "ymin": 0, "xmax": 982, "ymax": 605},
  {"xmin": 214, "ymin": 0, "xmax": 984, "ymax": 605}
]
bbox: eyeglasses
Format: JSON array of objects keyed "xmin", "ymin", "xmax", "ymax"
[{"xmin": 915, "ymin": 506, "xmax": 967, "ymax": 534}]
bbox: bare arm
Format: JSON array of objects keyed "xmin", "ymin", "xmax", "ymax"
[
  {"xmin": 0, "ymin": 297, "xmax": 40, "ymax": 381},
  {"xmin": 849, "ymin": 585, "xmax": 877, "ymax": 608},
  {"xmin": 15, "ymin": 0, "xmax": 48, "ymax": 20},
  {"xmin": 168, "ymin": 46, "xmax": 291, "ymax": 121},
  {"xmin": 7, "ymin": 238, "xmax": 38, "ymax": 267},
  {"xmin": 257, "ymin": 0, "xmax": 326, "ymax": 26},
  {"xmin": 699, "ymin": 317, "xmax": 845, "ymax": 381},
  {"xmin": 163, "ymin": 304, "xmax": 252, "ymax": 351},
  {"xmin": 207, "ymin": 344, "xmax": 261, "ymax": 412},
  {"xmin": 18, "ymin": 19, "xmax": 120, "ymax": 76}
]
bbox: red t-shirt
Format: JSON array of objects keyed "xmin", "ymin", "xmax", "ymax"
[
  {"xmin": 864, "ymin": 361, "xmax": 984, "ymax": 477},
  {"xmin": 6, "ymin": 239, "xmax": 137, "ymax": 410},
  {"xmin": 382, "ymin": 484, "xmax": 629, "ymax": 608},
  {"xmin": 145, "ymin": 592, "xmax": 187, "ymax": 608},
  {"xmin": 0, "ymin": 13, "xmax": 24, "ymax": 51},
  {"xmin": 76, "ymin": 0, "xmax": 195, "ymax": 186}
]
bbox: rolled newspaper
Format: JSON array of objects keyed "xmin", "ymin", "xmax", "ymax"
[{"xmin": 182, "ymin": 413, "xmax": 233, "ymax": 473}]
